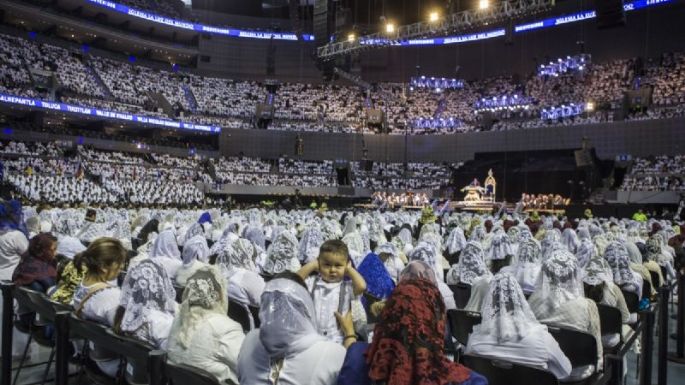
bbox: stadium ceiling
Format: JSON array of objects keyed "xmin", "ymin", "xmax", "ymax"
[{"xmin": 317, "ymin": 0, "xmax": 555, "ymax": 60}]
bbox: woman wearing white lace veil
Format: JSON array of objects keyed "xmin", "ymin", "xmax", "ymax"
[
  {"xmin": 561, "ymin": 228, "xmax": 580, "ymax": 254},
  {"xmin": 208, "ymin": 226, "xmax": 240, "ymax": 258},
  {"xmin": 237, "ymin": 275, "xmax": 348, "ymax": 385},
  {"xmin": 469, "ymin": 224, "xmax": 486, "ymax": 244},
  {"xmin": 645, "ymin": 236, "xmax": 670, "ymax": 284},
  {"xmin": 511, "ymin": 236, "xmax": 542, "ymax": 294},
  {"xmin": 506, "ymin": 225, "xmax": 521, "ymax": 260},
  {"xmin": 149, "ymin": 229, "xmax": 183, "ymax": 278},
  {"xmin": 397, "ymin": 226, "xmax": 414, "ymax": 248},
  {"xmin": 575, "ymin": 228, "xmax": 597, "ymax": 268},
  {"xmin": 408, "ymin": 243, "xmax": 457, "ymax": 310},
  {"xmin": 175, "ymin": 234, "xmax": 210, "ymax": 286},
  {"xmin": 604, "ymin": 242, "xmax": 643, "ymax": 298},
  {"xmin": 540, "ymin": 229, "xmax": 562, "ymax": 260},
  {"xmin": 375, "ymin": 242, "xmax": 405, "ymax": 283},
  {"xmin": 180, "ymin": 222, "xmax": 205, "ymax": 248},
  {"xmin": 217, "ymin": 238, "xmax": 266, "ymax": 317},
  {"xmin": 465, "ymin": 273, "xmax": 571, "ymax": 380},
  {"xmin": 651, "ymin": 233, "xmax": 677, "ymax": 281},
  {"xmin": 116, "ymin": 259, "xmax": 177, "ymax": 350},
  {"xmin": 167, "ymin": 266, "xmax": 245, "ymax": 384},
  {"xmin": 528, "ymin": 248, "xmax": 603, "ymax": 379},
  {"xmin": 446, "ymin": 241, "xmax": 492, "ymax": 286},
  {"xmin": 262, "ymin": 231, "xmax": 301, "ymax": 278},
  {"xmin": 445, "ymin": 226, "xmax": 467, "ymax": 263},
  {"xmin": 342, "ymin": 231, "xmax": 366, "ymax": 267},
  {"xmin": 486, "ymin": 229, "xmax": 514, "ymax": 266},
  {"xmin": 299, "ymin": 227, "xmax": 325, "ymax": 264},
  {"xmin": 582, "ymin": 253, "xmax": 634, "ymax": 349}
]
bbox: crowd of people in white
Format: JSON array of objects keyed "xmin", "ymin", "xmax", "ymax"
[
  {"xmin": 1, "ymin": 142, "xmax": 455, "ymax": 204},
  {"xmin": 1, "ymin": 202, "xmax": 682, "ymax": 385},
  {"xmin": 2, "ymin": 32, "xmax": 684, "ymax": 136},
  {"xmin": 620, "ymin": 155, "xmax": 685, "ymax": 192}
]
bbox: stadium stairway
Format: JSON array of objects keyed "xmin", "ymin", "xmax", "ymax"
[{"xmin": 84, "ymin": 59, "xmax": 114, "ymax": 99}]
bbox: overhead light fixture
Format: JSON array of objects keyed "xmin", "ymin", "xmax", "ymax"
[
  {"xmin": 429, "ymin": 11, "xmax": 440, "ymax": 23},
  {"xmin": 479, "ymin": 0, "xmax": 490, "ymax": 10},
  {"xmin": 385, "ymin": 23, "xmax": 395, "ymax": 33},
  {"xmin": 347, "ymin": 33, "xmax": 356, "ymax": 42}
]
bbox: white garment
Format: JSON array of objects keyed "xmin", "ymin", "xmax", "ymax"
[
  {"xmin": 73, "ymin": 284, "xmax": 122, "ymax": 377},
  {"xmin": 175, "ymin": 260, "xmax": 208, "ymax": 287},
  {"xmin": 168, "ymin": 313, "xmax": 244, "ymax": 384},
  {"xmin": 305, "ymin": 276, "xmax": 352, "ymax": 344},
  {"xmin": 467, "ymin": 324, "xmax": 572, "ymax": 379},
  {"xmin": 141, "ymin": 310, "xmax": 174, "ymax": 350},
  {"xmin": 531, "ymin": 296, "xmax": 604, "ymax": 371},
  {"xmin": 513, "ymin": 262, "xmax": 541, "ymax": 294},
  {"xmin": 237, "ymin": 330, "xmax": 346, "ymax": 385},
  {"xmin": 0, "ymin": 230, "xmax": 28, "ymax": 280},
  {"xmin": 437, "ymin": 281, "xmax": 457, "ymax": 310},
  {"xmin": 0, "ymin": 230, "xmax": 28, "ymax": 354},
  {"xmin": 155, "ymin": 258, "xmax": 183, "ymax": 279},
  {"xmin": 464, "ymin": 276, "xmax": 492, "ymax": 312},
  {"xmin": 227, "ymin": 268, "xmax": 266, "ymax": 308},
  {"xmin": 383, "ymin": 256, "xmax": 405, "ymax": 283}
]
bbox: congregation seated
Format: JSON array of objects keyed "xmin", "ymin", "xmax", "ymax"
[
  {"xmin": 3, "ymin": 30, "xmax": 685, "ymax": 135},
  {"xmin": 2, "ymin": 200, "xmax": 684, "ymax": 385},
  {"xmin": 620, "ymin": 155, "xmax": 685, "ymax": 192}
]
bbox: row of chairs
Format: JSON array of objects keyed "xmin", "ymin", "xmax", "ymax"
[
  {"xmin": 445, "ymin": 271, "xmax": 673, "ymax": 385},
  {"xmin": 1, "ymin": 282, "xmax": 238, "ymax": 385}
]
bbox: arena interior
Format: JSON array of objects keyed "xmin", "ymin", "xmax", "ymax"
[{"xmin": 0, "ymin": 0, "xmax": 684, "ymax": 384}]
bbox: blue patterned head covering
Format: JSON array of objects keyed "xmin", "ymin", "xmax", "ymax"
[{"xmin": 357, "ymin": 253, "xmax": 396, "ymax": 305}]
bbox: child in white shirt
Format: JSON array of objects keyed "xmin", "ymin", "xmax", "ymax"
[{"xmin": 298, "ymin": 240, "xmax": 367, "ymax": 344}]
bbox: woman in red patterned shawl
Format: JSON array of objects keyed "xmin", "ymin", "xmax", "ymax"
[{"xmin": 336, "ymin": 277, "xmax": 488, "ymax": 385}]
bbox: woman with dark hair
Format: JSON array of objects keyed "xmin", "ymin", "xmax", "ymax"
[
  {"xmin": 337, "ymin": 278, "xmax": 487, "ymax": 385},
  {"xmin": 12, "ymin": 233, "xmax": 58, "ymax": 292}
]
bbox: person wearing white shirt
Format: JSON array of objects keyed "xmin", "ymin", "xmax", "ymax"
[
  {"xmin": 167, "ymin": 266, "xmax": 245, "ymax": 384},
  {"xmin": 466, "ymin": 273, "xmax": 572, "ymax": 379},
  {"xmin": 237, "ymin": 275, "xmax": 348, "ymax": 385}
]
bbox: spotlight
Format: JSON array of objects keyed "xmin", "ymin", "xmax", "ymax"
[
  {"xmin": 479, "ymin": 0, "xmax": 490, "ymax": 10},
  {"xmin": 429, "ymin": 11, "xmax": 440, "ymax": 23},
  {"xmin": 385, "ymin": 23, "xmax": 395, "ymax": 33},
  {"xmin": 586, "ymin": 101, "xmax": 595, "ymax": 112},
  {"xmin": 347, "ymin": 33, "xmax": 356, "ymax": 42}
]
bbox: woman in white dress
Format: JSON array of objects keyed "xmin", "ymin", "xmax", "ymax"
[
  {"xmin": 167, "ymin": 266, "xmax": 245, "ymax": 384},
  {"xmin": 174, "ymin": 235, "xmax": 209, "ymax": 286},
  {"xmin": 217, "ymin": 238, "xmax": 265, "ymax": 328},
  {"xmin": 262, "ymin": 231, "xmax": 301, "ymax": 278},
  {"xmin": 466, "ymin": 273, "xmax": 572, "ymax": 379},
  {"xmin": 511, "ymin": 236, "xmax": 543, "ymax": 294},
  {"xmin": 237, "ymin": 274, "xmax": 348, "ymax": 385},
  {"xmin": 72, "ymin": 238, "xmax": 128, "ymax": 378},
  {"xmin": 149, "ymin": 229, "xmax": 183, "ymax": 278},
  {"xmin": 528, "ymin": 247, "xmax": 603, "ymax": 380},
  {"xmin": 446, "ymin": 241, "xmax": 492, "ymax": 312},
  {"xmin": 603, "ymin": 241, "xmax": 643, "ymax": 298}
]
